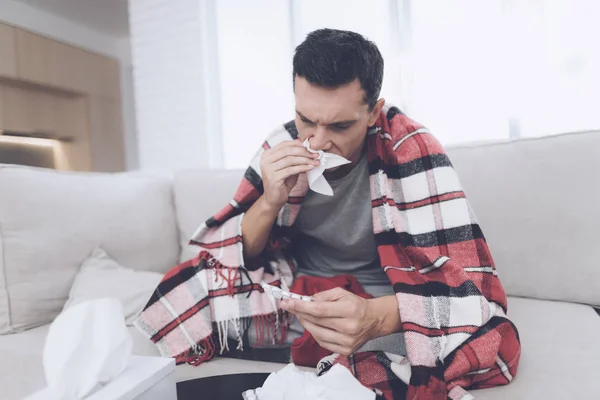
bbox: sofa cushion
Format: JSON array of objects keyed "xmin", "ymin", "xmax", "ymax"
[
  {"xmin": 173, "ymin": 169, "xmax": 244, "ymax": 262},
  {"xmin": 0, "ymin": 325, "xmax": 48, "ymax": 400},
  {"xmin": 471, "ymin": 297, "xmax": 600, "ymax": 399},
  {"xmin": 63, "ymin": 248, "xmax": 164, "ymax": 326},
  {"xmin": 0, "ymin": 165, "xmax": 179, "ymax": 333},
  {"xmin": 0, "ymin": 324, "xmax": 289, "ymax": 400},
  {"xmin": 447, "ymin": 131, "xmax": 600, "ymax": 306}
]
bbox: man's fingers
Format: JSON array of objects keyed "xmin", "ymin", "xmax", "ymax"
[
  {"xmin": 288, "ymin": 297, "xmax": 348, "ymax": 318},
  {"xmin": 299, "ymin": 318, "xmax": 353, "ymax": 356},
  {"xmin": 312, "ymin": 287, "xmax": 348, "ymax": 302},
  {"xmin": 262, "ymin": 140, "xmax": 302, "ymax": 156},
  {"xmin": 272, "ymin": 139, "xmax": 304, "ymax": 149},
  {"xmin": 261, "ymin": 141, "xmax": 301, "ymax": 163},
  {"xmin": 299, "ymin": 318, "xmax": 343, "ymax": 344},
  {"xmin": 263, "ymin": 143, "xmax": 317, "ymax": 164},
  {"xmin": 294, "ymin": 312, "xmax": 345, "ymax": 332},
  {"xmin": 273, "ymin": 164, "xmax": 314, "ymax": 182},
  {"xmin": 272, "ymin": 156, "xmax": 319, "ymax": 172}
]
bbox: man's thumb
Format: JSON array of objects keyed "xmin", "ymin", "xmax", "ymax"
[{"xmin": 312, "ymin": 287, "xmax": 346, "ymax": 302}]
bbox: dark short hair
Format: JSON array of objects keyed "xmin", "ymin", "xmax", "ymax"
[{"xmin": 293, "ymin": 28, "xmax": 384, "ymax": 110}]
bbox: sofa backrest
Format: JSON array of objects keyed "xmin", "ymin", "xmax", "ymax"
[
  {"xmin": 173, "ymin": 169, "xmax": 245, "ymax": 262},
  {"xmin": 447, "ymin": 131, "xmax": 600, "ymax": 306},
  {"xmin": 0, "ymin": 164, "xmax": 180, "ymax": 334},
  {"xmin": 175, "ymin": 130, "xmax": 600, "ymax": 307}
]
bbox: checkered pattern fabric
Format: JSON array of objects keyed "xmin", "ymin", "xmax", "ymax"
[{"xmin": 134, "ymin": 105, "xmax": 521, "ymax": 399}]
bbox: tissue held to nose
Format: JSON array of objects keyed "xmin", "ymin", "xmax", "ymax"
[
  {"xmin": 303, "ymin": 139, "xmax": 351, "ymax": 196},
  {"xmin": 42, "ymin": 298, "xmax": 132, "ymax": 400},
  {"xmin": 303, "ymin": 138, "xmax": 325, "ymax": 159}
]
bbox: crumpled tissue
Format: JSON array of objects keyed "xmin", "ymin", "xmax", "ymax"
[
  {"xmin": 40, "ymin": 298, "xmax": 133, "ymax": 400},
  {"xmin": 243, "ymin": 363, "xmax": 375, "ymax": 400},
  {"xmin": 303, "ymin": 139, "xmax": 351, "ymax": 196}
]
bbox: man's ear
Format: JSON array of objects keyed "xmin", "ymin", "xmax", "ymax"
[{"xmin": 368, "ymin": 98, "xmax": 386, "ymax": 126}]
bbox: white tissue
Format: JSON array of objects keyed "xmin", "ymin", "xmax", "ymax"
[
  {"xmin": 41, "ymin": 298, "xmax": 133, "ymax": 400},
  {"xmin": 303, "ymin": 139, "xmax": 351, "ymax": 196},
  {"xmin": 243, "ymin": 363, "xmax": 375, "ymax": 400}
]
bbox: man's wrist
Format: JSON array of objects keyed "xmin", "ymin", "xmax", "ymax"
[
  {"xmin": 257, "ymin": 195, "xmax": 282, "ymax": 218},
  {"xmin": 367, "ymin": 295, "xmax": 401, "ymax": 338}
]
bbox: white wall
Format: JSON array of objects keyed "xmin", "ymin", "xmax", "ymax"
[
  {"xmin": 214, "ymin": 0, "xmax": 407, "ymax": 169},
  {"xmin": 115, "ymin": 37, "xmax": 139, "ymax": 170},
  {"xmin": 127, "ymin": 0, "xmax": 600, "ymax": 171},
  {"xmin": 0, "ymin": 0, "xmax": 139, "ymax": 170},
  {"xmin": 216, "ymin": 0, "xmax": 294, "ymax": 169},
  {"xmin": 129, "ymin": 0, "xmax": 202, "ymax": 171},
  {"xmin": 128, "ymin": 0, "xmax": 224, "ymax": 171}
]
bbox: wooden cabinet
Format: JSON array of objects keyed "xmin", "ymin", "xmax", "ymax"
[
  {"xmin": 14, "ymin": 27, "xmax": 121, "ymax": 99},
  {"xmin": 49, "ymin": 40, "xmax": 89, "ymax": 94},
  {"xmin": 0, "ymin": 83, "xmax": 94, "ymax": 172},
  {"xmin": 0, "ymin": 23, "xmax": 17, "ymax": 77},
  {"xmin": 0, "ymin": 84, "xmax": 72, "ymax": 136},
  {"xmin": 15, "ymin": 29, "xmax": 53, "ymax": 85},
  {"xmin": 89, "ymin": 96, "xmax": 125, "ymax": 172},
  {"xmin": 17, "ymin": 30, "xmax": 86, "ymax": 94},
  {"xmin": 0, "ymin": 24, "xmax": 125, "ymax": 172},
  {"xmin": 0, "ymin": 85, "xmax": 35, "ymax": 132},
  {"xmin": 58, "ymin": 97, "xmax": 92, "ymax": 172},
  {"xmin": 86, "ymin": 53, "xmax": 121, "ymax": 99},
  {"xmin": 0, "ymin": 86, "xmax": 4, "ymax": 127}
]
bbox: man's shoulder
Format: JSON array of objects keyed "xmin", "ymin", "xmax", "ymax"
[
  {"xmin": 378, "ymin": 105, "xmax": 446, "ymax": 162},
  {"xmin": 262, "ymin": 120, "xmax": 298, "ymax": 148},
  {"xmin": 380, "ymin": 105, "xmax": 427, "ymax": 142}
]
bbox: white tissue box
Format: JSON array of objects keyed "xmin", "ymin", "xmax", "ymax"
[{"xmin": 26, "ymin": 356, "xmax": 176, "ymax": 400}]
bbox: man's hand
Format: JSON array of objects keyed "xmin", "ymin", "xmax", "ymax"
[
  {"xmin": 281, "ymin": 287, "xmax": 389, "ymax": 356},
  {"xmin": 260, "ymin": 139, "xmax": 320, "ymax": 211},
  {"xmin": 242, "ymin": 139, "xmax": 318, "ymax": 260}
]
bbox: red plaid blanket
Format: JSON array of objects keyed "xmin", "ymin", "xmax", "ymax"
[{"xmin": 135, "ymin": 105, "xmax": 520, "ymax": 399}]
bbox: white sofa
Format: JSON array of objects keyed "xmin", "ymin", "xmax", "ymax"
[{"xmin": 1, "ymin": 130, "xmax": 600, "ymax": 400}]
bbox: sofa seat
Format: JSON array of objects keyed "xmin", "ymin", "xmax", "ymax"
[
  {"xmin": 0, "ymin": 325, "xmax": 290, "ymax": 400},
  {"xmin": 3, "ymin": 296, "xmax": 599, "ymax": 400},
  {"xmin": 472, "ymin": 297, "xmax": 600, "ymax": 399}
]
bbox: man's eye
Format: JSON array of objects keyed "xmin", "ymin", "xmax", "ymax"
[
  {"xmin": 301, "ymin": 118, "xmax": 315, "ymax": 125},
  {"xmin": 331, "ymin": 124, "xmax": 351, "ymax": 131}
]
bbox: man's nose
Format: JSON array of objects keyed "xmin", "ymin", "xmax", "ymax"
[{"xmin": 306, "ymin": 125, "xmax": 330, "ymax": 151}]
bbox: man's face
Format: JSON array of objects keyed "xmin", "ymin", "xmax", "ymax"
[{"xmin": 294, "ymin": 76, "xmax": 383, "ymax": 163}]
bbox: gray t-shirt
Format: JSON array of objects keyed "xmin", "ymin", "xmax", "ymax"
[{"xmin": 291, "ymin": 153, "xmax": 391, "ymax": 288}]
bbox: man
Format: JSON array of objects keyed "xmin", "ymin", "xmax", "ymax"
[
  {"xmin": 241, "ymin": 29, "xmax": 404, "ymax": 356},
  {"xmin": 137, "ymin": 28, "xmax": 520, "ymax": 399}
]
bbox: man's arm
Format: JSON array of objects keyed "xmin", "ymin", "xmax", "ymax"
[
  {"xmin": 241, "ymin": 195, "xmax": 280, "ymax": 260},
  {"xmin": 242, "ymin": 139, "xmax": 319, "ymax": 261},
  {"xmin": 282, "ymin": 289, "xmax": 402, "ymax": 356},
  {"xmin": 369, "ymin": 295, "xmax": 402, "ymax": 337}
]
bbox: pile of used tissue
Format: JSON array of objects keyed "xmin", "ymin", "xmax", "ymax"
[{"xmin": 242, "ymin": 363, "xmax": 375, "ymax": 400}]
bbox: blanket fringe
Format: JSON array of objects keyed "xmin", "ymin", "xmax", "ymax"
[
  {"xmin": 217, "ymin": 320, "xmax": 230, "ymax": 353},
  {"xmin": 175, "ymin": 334, "xmax": 216, "ymax": 366},
  {"xmin": 197, "ymin": 251, "xmax": 242, "ymax": 297},
  {"xmin": 215, "ymin": 317, "xmax": 248, "ymax": 354},
  {"xmin": 173, "ymin": 251, "xmax": 293, "ymax": 363},
  {"xmin": 254, "ymin": 313, "xmax": 266, "ymax": 347},
  {"xmin": 251, "ymin": 309, "xmax": 290, "ymax": 348},
  {"xmin": 205, "ymin": 311, "xmax": 292, "ymax": 356}
]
